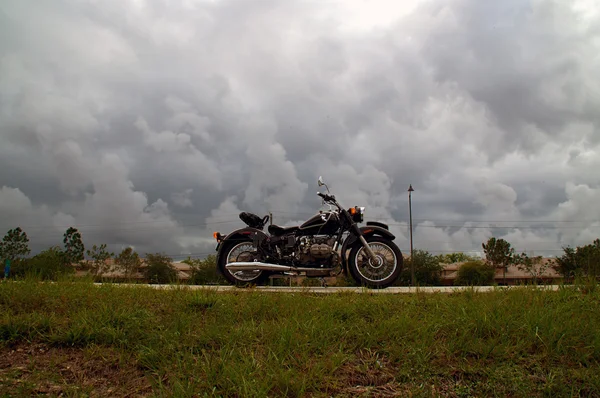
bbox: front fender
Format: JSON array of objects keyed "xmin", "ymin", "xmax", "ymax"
[{"xmin": 340, "ymin": 223, "xmax": 396, "ymax": 272}]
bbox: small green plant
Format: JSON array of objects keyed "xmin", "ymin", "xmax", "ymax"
[
  {"xmin": 143, "ymin": 252, "xmax": 177, "ymax": 284},
  {"xmin": 454, "ymin": 260, "xmax": 495, "ymax": 286}
]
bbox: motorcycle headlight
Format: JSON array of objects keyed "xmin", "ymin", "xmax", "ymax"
[{"xmin": 349, "ymin": 206, "xmax": 365, "ymax": 223}]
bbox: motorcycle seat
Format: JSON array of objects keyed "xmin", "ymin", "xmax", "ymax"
[{"xmin": 268, "ymin": 224, "xmax": 299, "ymax": 236}]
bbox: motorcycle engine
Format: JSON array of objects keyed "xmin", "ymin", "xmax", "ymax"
[{"xmin": 296, "ymin": 236, "xmax": 337, "ymax": 265}]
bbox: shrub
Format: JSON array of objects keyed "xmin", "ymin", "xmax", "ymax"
[
  {"xmin": 454, "ymin": 260, "xmax": 495, "ymax": 286},
  {"xmin": 11, "ymin": 246, "xmax": 74, "ymax": 280},
  {"xmin": 143, "ymin": 253, "xmax": 177, "ymax": 284},
  {"xmin": 182, "ymin": 255, "xmax": 227, "ymax": 285},
  {"xmin": 396, "ymin": 250, "xmax": 444, "ymax": 286}
]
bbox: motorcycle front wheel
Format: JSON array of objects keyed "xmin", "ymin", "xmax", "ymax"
[
  {"xmin": 217, "ymin": 239, "xmax": 270, "ymax": 286},
  {"xmin": 348, "ymin": 236, "xmax": 403, "ymax": 289}
]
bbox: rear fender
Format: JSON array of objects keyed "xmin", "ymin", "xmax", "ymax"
[
  {"xmin": 340, "ymin": 223, "xmax": 396, "ymax": 273},
  {"xmin": 215, "ymin": 227, "xmax": 269, "ymax": 263}
]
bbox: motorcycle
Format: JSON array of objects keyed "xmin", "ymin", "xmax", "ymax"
[{"xmin": 212, "ymin": 176, "xmax": 403, "ymax": 288}]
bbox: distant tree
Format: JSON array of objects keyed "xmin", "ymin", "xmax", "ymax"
[
  {"xmin": 576, "ymin": 239, "xmax": 600, "ymax": 277},
  {"xmin": 63, "ymin": 227, "xmax": 85, "ymax": 265},
  {"xmin": 0, "ymin": 227, "xmax": 31, "ymax": 261},
  {"xmin": 86, "ymin": 244, "xmax": 114, "ymax": 277},
  {"xmin": 182, "ymin": 255, "xmax": 226, "ymax": 285},
  {"xmin": 514, "ymin": 253, "xmax": 549, "ymax": 284},
  {"xmin": 143, "ymin": 252, "xmax": 177, "ymax": 284},
  {"xmin": 436, "ymin": 252, "xmax": 479, "ymax": 264},
  {"xmin": 397, "ymin": 250, "xmax": 445, "ymax": 286},
  {"xmin": 482, "ymin": 237, "xmax": 515, "ymax": 284},
  {"xmin": 114, "ymin": 247, "xmax": 142, "ymax": 279},
  {"xmin": 553, "ymin": 239, "xmax": 600, "ymax": 280},
  {"xmin": 553, "ymin": 246, "xmax": 578, "ymax": 280},
  {"xmin": 454, "ymin": 260, "xmax": 495, "ymax": 286}
]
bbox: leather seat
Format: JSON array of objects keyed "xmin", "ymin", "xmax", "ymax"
[{"xmin": 268, "ymin": 224, "xmax": 299, "ymax": 236}]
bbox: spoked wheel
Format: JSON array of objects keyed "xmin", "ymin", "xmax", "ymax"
[
  {"xmin": 217, "ymin": 239, "xmax": 270, "ymax": 286},
  {"xmin": 348, "ymin": 236, "xmax": 403, "ymax": 288}
]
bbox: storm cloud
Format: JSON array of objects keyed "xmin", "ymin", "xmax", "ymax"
[{"xmin": 1, "ymin": 0, "xmax": 599, "ymax": 259}]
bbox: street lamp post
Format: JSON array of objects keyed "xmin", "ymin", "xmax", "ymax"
[{"xmin": 408, "ymin": 184, "xmax": 415, "ymax": 286}]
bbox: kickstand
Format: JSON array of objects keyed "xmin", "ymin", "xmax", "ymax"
[{"xmin": 318, "ymin": 277, "xmax": 328, "ymax": 287}]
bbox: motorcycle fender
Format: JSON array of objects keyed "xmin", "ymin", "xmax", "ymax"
[
  {"xmin": 340, "ymin": 225, "xmax": 396, "ymax": 272},
  {"xmin": 215, "ymin": 227, "xmax": 269, "ymax": 262}
]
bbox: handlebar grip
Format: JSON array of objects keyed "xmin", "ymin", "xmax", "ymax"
[{"xmin": 317, "ymin": 192, "xmax": 334, "ymax": 202}]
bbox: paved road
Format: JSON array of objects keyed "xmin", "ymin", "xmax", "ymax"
[{"xmin": 96, "ymin": 283, "xmax": 562, "ymax": 294}]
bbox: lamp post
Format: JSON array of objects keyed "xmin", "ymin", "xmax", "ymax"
[{"xmin": 408, "ymin": 184, "xmax": 415, "ymax": 286}]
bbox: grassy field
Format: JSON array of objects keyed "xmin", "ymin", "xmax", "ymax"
[{"xmin": 1, "ymin": 279, "xmax": 600, "ymax": 397}]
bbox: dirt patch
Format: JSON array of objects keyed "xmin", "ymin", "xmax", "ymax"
[
  {"xmin": 0, "ymin": 342, "xmax": 153, "ymax": 397},
  {"xmin": 326, "ymin": 349, "xmax": 411, "ymax": 397}
]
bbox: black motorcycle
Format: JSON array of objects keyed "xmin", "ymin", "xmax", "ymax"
[{"xmin": 212, "ymin": 176, "xmax": 403, "ymax": 288}]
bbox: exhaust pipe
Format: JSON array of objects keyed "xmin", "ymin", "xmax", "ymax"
[
  {"xmin": 226, "ymin": 262, "xmax": 293, "ymax": 272},
  {"xmin": 225, "ymin": 261, "xmax": 334, "ymax": 273}
]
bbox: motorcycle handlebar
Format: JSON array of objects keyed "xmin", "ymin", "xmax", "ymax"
[{"xmin": 318, "ymin": 192, "xmax": 336, "ymax": 203}]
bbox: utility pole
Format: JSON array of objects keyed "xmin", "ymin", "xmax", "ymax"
[
  {"xmin": 408, "ymin": 184, "xmax": 415, "ymax": 287},
  {"xmin": 269, "ymin": 212, "xmax": 273, "ymax": 225}
]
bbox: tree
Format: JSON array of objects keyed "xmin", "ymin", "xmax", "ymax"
[
  {"xmin": 553, "ymin": 246, "xmax": 577, "ymax": 280},
  {"xmin": 114, "ymin": 247, "xmax": 142, "ymax": 279},
  {"xmin": 482, "ymin": 237, "xmax": 515, "ymax": 284},
  {"xmin": 553, "ymin": 239, "xmax": 600, "ymax": 280},
  {"xmin": 0, "ymin": 227, "xmax": 31, "ymax": 261},
  {"xmin": 85, "ymin": 244, "xmax": 114, "ymax": 277},
  {"xmin": 143, "ymin": 252, "xmax": 177, "ymax": 284},
  {"xmin": 454, "ymin": 260, "xmax": 495, "ymax": 286},
  {"xmin": 63, "ymin": 227, "xmax": 85, "ymax": 265},
  {"xmin": 436, "ymin": 252, "xmax": 479, "ymax": 264},
  {"xmin": 514, "ymin": 253, "xmax": 549, "ymax": 284},
  {"xmin": 397, "ymin": 250, "xmax": 445, "ymax": 286},
  {"xmin": 182, "ymin": 255, "xmax": 226, "ymax": 285}
]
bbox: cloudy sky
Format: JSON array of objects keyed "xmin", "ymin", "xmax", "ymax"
[{"xmin": 1, "ymin": 0, "xmax": 599, "ymax": 260}]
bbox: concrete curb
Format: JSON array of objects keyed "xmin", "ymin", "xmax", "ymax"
[{"xmin": 92, "ymin": 283, "xmax": 563, "ymax": 294}]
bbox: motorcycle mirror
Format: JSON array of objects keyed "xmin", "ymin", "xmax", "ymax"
[{"xmin": 318, "ymin": 176, "xmax": 324, "ymax": 186}]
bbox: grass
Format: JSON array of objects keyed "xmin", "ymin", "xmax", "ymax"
[{"xmin": 1, "ymin": 277, "xmax": 600, "ymax": 397}]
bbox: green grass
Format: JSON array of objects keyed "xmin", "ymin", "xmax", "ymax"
[{"xmin": 1, "ymin": 279, "xmax": 600, "ymax": 397}]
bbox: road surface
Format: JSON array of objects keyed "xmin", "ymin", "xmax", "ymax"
[{"xmin": 94, "ymin": 284, "xmax": 562, "ymax": 294}]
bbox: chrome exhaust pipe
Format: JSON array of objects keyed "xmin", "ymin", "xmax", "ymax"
[
  {"xmin": 225, "ymin": 262, "xmax": 293, "ymax": 272},
  {"xmin": 225, "ymin": 261, "xmax": 334, "ymax": 273}
]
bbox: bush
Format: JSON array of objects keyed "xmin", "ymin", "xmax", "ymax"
[
  {"xmin": 454, "ymin": 260, "xmax": 495, "ymax": 286},
  {"xmin": 396, "ymin": 250, "xmax": 444, "ymax": 286},
  {"xmin": 11, "ymin": 246, "xmax": 74, "ymax": 280},
  {"xmin": 182, "ymin": 255, "xmax": 227, "ymax": 285},
  {"xmin": 143, "ymin": 253, "xmax": 177, "ymax": 284}
]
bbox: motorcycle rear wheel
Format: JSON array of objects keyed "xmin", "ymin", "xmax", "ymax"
[
  {"xmin": 217, "ymin": 239, "xmax": 270, "ymax": 286},
  {"xmin": 348, "ymin": 236, "xmax": 403, "ymax": 289}
]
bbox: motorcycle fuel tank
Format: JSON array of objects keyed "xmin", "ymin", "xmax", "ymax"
[{"xmin": 298, "ymin": 212, "xmax": 340, "ymax": 235}]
